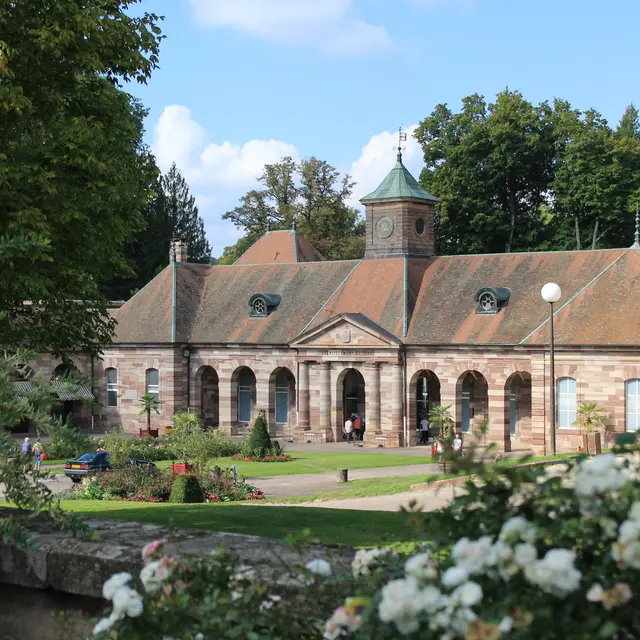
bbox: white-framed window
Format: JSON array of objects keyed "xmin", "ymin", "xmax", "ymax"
[
  {"xmin": 626, "ymin": 379, "xmax": 640, "ymax": 432},
  {"xmin": 146, "ymin": 368, "xmax": 159, "ymax": 402},
  {"xmin": 106, "ymin": 368, "xmax": 118, "ymax": 407},
  {"xmin": 557, "ymin": 377, "xmax": 577, "ymax": 429}
]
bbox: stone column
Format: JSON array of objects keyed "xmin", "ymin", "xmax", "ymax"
[
  {"xmin": 488, "ymin": 381, "xmax": 510, "ymax": 452},
  {"xmin": 366, "ymin": 363, "xmax": 380, "ymax": 433},
  {"xmin": 388, "ymin": 362, "xmax": 404, "ymax": 447},
  {"xmin": 319, "ymin": 363, "xmax": 331, "ymax": 435},
  {"xmin": 295, "ymin": 361, "xmax": 310, "ymax": 439}
]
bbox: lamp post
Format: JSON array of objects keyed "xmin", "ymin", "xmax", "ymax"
[{"xmin": 541, "ymin": 283, "xmax": 561, "ymax": 455}]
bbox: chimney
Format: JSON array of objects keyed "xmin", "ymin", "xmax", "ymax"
[{"xmin": 170, "ymin": 238, "xmax": 188, "ymax": 263}]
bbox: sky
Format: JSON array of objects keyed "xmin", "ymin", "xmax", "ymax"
[{"xmin": 129, "ymin": 0, "xmax": 640, "ymax": 257}]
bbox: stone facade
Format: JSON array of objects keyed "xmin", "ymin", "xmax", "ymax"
[{"xmin": 32, "ymin": 322, "xmax": 639, "ymax": 454}]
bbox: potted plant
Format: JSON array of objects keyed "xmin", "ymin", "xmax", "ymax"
[
  {"xmin": 138, "ymin": 393, "xmax": 160, "ymax": 438},
  {"xmin": 574, "ymin": 401, "xmax": 607, "ymax": 455},
  {"xmin": 428, "ymin": 404, "xmax": 454, "ymax": 472}
]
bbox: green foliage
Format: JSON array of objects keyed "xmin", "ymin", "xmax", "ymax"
[
  {"xmin": 95, "ymin": 445, "xmax": 640, "ymax": 640},
  {"xmin": 415, "ymin": 90, "xmax": 640, "ymax": 255},
  {"xmin": 0, "ymin": 351, "xmax": 88, "ymax": 548},
  {"xmin": 104, "ymin": 163, "xmax": 213, "ymax": 298},
  {"xmin": 243, "ymin": 411, "xmax": 273, "ymax": 459},
  {"xmin": 138, "ymin": 394, "xmax": 160, "ymax": 430},
  {"xmin": 46, "ymin": 419, "xmax": 94, "ymax": 460},
  {"xmin": 168, "ymin": 474, "xmax": 203, "ymax": 504},
  {"xmin": 102, "ymin": 428, "xmax": 132, "ymax": 469},
  {"xmin": 219, "ymin": 157, "xmax": 364, "ymax": 261},
  {"xmin": 574, "ymin": 401, "xmax": 608, "ymax": 432},
  {"xmin": 0, "ymin": 0, "xmax": 163, "ymax": 354},
  {"xmin": 428, "ymin": 404, "xmax": 453, "ymax": 441}
]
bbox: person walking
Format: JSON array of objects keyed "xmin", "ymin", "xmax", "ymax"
[
  {"xmin": 21, "ymin": 437, "xmax": 32, "ymax": 458},
  {"xmin": 344, "ymin": 416, "xmax": 353, "ymax": 442},
  {"xmin": 419, "ymin": 415, "xmax": 430, "ymax": 444},
  {"xmin": 33, "ymin": 439, "xmax": 43, "ymax": 470},
  {"xmin": 352, "ymin": 414, "xmax": 362, "ymax": 441}
]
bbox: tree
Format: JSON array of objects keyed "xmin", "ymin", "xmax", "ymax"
[
  {"xmin": 220, "ymin": 157, "xmax": 364, "ymax": 261},
  {"xmin": 553, "ymin": 110, "xmax": 640, "ymax": 250},
  {"xmin": 0, "ymin": 0, "xmax": 163, "ymax": 354},
  {"xmin": 415, "ymin": 90, "xmax": 556, "ymax": 255},
  {"xmin": 618, "ymin": 104, "xmax": 640, "ymax": 139},
  {"xmin": 573, "ymin": 402, "xmax": 608, "ymax": 432},
  {"xmin": 162, "ymin": 163, "xmax": 212, "ymax": 264},
  {"xmin": 138, "ymin": 394, "xmax": 160, "ymax": 431},
  {"xmin": 104, "ymin": 164, "xmax": 212, "ymax": 299}
]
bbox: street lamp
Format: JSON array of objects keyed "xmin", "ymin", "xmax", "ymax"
[{"xmin": 541, "ymin": 283, "xmax": 561, "ymax": 455}]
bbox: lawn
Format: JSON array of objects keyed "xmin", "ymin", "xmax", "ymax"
[
  {"xmin": 155, "ymin": 451, "xmax": 431, "ymax": 477},
  {"xmin": 60, "ymin": 500, "xmax": 419, "ymax": 547}
]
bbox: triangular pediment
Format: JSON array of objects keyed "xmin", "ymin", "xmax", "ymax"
[{"xmin": 290, "ymin": 313, "xmax": 402, "ymax": 348}]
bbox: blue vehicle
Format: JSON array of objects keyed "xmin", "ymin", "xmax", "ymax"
[{"xmin": 64, "ymin": 452, "xmax": 156, "ymax": 483}]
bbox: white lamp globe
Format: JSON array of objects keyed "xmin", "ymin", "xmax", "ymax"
[{"xmin": 541, "ymin": 282, "xmax": 561, "ymax": 304}]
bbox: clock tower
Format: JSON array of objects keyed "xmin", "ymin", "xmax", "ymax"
[{"xmin": 361, "ymin": 133, "xmax": 438, "ymax": 260}]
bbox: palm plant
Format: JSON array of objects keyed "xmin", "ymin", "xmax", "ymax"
[
  {"xmin": 138, "ymin": 393, "xmax": 160, "ymax": 431},
  {"xmin": 428, "ymin": 404, "xmax": 454, "ymax": 442},
  {"xmin": 573, "ymin": 402, "xmax": 607, "ymax": 432}
]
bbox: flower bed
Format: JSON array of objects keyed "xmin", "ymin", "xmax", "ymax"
[
  {"xmin": 62, "ymin": 466, "xmax": 264, "ymax": 503},
  {"xmin": 91, "ymin": 434, "xmax": 640, "ymax": 639},
  {"xmin": 232, "ymin": 453, "xmax": 293, "ymax": 463}
]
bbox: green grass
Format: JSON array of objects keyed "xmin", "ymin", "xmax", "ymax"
[
  {"xmin": 155, "ymin": 451, "xmax": 431, "ymax": 477},
  {"xmin": 60, "ymin": 500, "xmax": 418, "ymax": 547}
]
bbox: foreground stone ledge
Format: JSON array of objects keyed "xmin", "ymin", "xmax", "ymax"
[{"xmin": 0, "ymin": 507, "xmax": 354, "ymax": 600}]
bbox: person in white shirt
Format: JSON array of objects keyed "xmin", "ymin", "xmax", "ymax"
[
  {"xmin": 344, "ymin": 417, "xmax": 353, "ymax": 442},
  {"xmin": 453, "ymin": 433, "xmax": 463, "ymax": 454},
  {"xmin": 419, "ymin": 416, "xmax": 430, "ymax": 444}
]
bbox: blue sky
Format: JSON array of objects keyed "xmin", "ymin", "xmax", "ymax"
[{"xmin": 130, "ymin": 0, "xmax": 640, "ymax": 256}]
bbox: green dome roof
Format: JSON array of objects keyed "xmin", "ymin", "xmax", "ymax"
[{"xmin": 361, "ymin": 156, "xmax": 439, "ymax": 203}]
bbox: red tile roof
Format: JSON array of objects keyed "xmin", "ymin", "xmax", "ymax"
[
  {"xmin": 234, "ymin": 230, "xmax": 325, "ymax": 265},
  {"xmin": 112, "ymin": 237, "xmax": 640, "ymax": 347}
]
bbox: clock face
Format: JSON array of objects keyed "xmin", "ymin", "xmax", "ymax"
[{"xmin": 376, "ymin": 216, "xmax": 394, "ymax": 239}]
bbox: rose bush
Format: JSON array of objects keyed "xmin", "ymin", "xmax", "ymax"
[{"xmin": 91, "ymin": 435, "xmax": 640, "ymax": 639}]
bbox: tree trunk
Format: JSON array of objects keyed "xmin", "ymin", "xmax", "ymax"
[
  {"xmin": 591, "ymin": 219, "xmax": 599, "ymax": 249},
  {"xmin": 147, "ymin": 408, "xmax": 151, "ymax": 430},
  {"xmin": 575, "ymin": 217, "xmax": 581, "ymax": 251},
  {"xmin": 506, "ymin": 188, "xmax": 517, "ymax": 254}
]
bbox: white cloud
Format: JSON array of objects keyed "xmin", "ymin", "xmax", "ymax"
[
  {"xmin": 152, "ymin": 105, "xmax": 299, "ymax": 256},
  {"xmin": 348, "ymin": 125, "xmax": 423, "ymax": 208},
  {"xmin": 189, "ymin": 0, "xmax": 390, "ymax": 55},
  {"xmin": 152, "ymin": 106, "xmax": 427, "ymax": 257}
]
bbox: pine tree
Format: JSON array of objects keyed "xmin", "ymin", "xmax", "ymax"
[
  {"xmin": 618, "ymin": 104, "xmax": 640, "ymax": 138},
  {"xmin": 163, "ymin": 163, "xmax": 212, "ymax": 264}
]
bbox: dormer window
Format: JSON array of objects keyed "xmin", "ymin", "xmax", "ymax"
[
  {"xmin": 475, "ymin": 286, "xmax": 511, "ymax": 315},
  {"xmin": 249, "ymin": 293, "xmax": 282, "ymax": 318}
]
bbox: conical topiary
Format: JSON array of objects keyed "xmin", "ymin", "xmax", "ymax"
[{"xmin": 246, "ymin": 410, "xmax": 272, "ymax": 458}]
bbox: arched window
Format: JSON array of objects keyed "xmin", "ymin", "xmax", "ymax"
[
  {"xmin": 626, "ymin": 379, "xmax": 640, "ymax": 432},
  {"xmin": 509, "ymin": 380, "xmax": 518, "ymax": 436},
  {"xmin": 146, "ymin": 368, "xmax": 159, "ymax": 402},
  {"xmin": 106, "ymin": 368, "xmax": 118, "ymax": 407},
  {"xmin": 557, "ymin": 377, "xmax": 577, "ymax": 429},
  {"xmin": 275, "ymin": 370, "xmax": 289, "ymax": 424}
]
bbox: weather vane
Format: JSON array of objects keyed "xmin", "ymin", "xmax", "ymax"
[{"xmin": 397, "ymin": 126, "xmax": 407, "ymax": 162}]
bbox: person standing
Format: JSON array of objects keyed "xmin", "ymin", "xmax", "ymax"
[
  {"xmin": 33, "ymin": 439, "xmax": 43, "ymax": 470},
  {"xmin": 453, "ymin": 433, "xmax": 463, "ymax": 455},
  {"xmin": 419, "ymin": 415, "xmax": 430, "ymax": 444},
  {"xmin": 21, "ymin": 437, "xmax": 32, "ymax": 458},
  {"xmin": 344, "ymin": 416, "xmax": 353, "ymax": 442},
  {"xmin": 352, "ymin": 414, "xmax": 362, "ymax": 441}
]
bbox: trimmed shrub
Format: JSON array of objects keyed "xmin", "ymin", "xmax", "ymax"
[
  {"xmin": 243, "ymin": 411, "xmax": 272, "ymax": 458},
  {"xmin": 93, "ymin": 467, "xmax": 172, "ymax": 503},
  {"xmin": 46, "ymin": 419, "xmax": 94, "ymax": 459},
  {"xmin": 169, "ymin": 474, "xmax": 203, "ymax": 504}
]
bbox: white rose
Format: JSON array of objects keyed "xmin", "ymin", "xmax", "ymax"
[
  {"xmin": 112, "ymin": 586, "xmax": 144, "ymax": 618},
  {"xmin": 586, "ymin": 584, "xmax": 604, "ymax": 602},
  {"xmin": 454, "ymin": 581, "xmax": 483, "ymax": 607},
  {"xmin": 499, "ymin": 516, "xmax": 536, "ymax": 544},
  {"xmin": 140, "ymin": 560, "xmax": 162, "ymax": 593},
  {"xmin": 584, "ymin": 453, "xmax": 616, "ymax": 474},
  {"xmin": 102, "ymin": 572, "xmax": 132, "ymax": 601},
  {"xmin": 378, "ymin": 578, "xmax": 423, "ymax": 636},
  {"xmin": 306, "ymin": 559, "xmax": 332, "ymax": 577},
  {"xmin": 629, "ymin": 501, "xmax": 640, "ymax": 521},
  {"xmin": 620, "ymin": 540, "xmax": 640, "ymax": 569},
  {"xmin": 441, "ymin": 566, "xmax": 469, "ymax": 588},
  {"xmin": 420, "ymin": 585, "xmax": 443, "ymax": 612},
  {"xmin": 93, "ymin": 613, "xmax": 119, "ymax": 635},
  {"xmin": 514, "ymin": 543, "xmax": 537, "ymax": 568},
  {"xmin": 618, "ymin": 519, "xmax": 640, "ymax": 543},
  {"xmin": 486, "ymin": 541, "xmax": 514, "ymax": 567},
  {"xmin": 600, "ymin": 517, "xmax": 618, "ymax": 539},
  {"xmin": 499, "ymin": 616, "xmax": 514, "ymax": 633},
  {"xmin": 452, "ymin": 537, "xmax": 492, "ymax": 574},
  {"xmin": 405, "ymin": 553, "xmax": 438, "ymax": 582}
]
